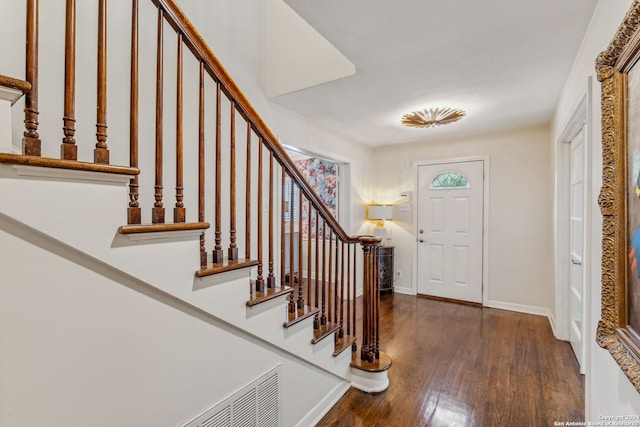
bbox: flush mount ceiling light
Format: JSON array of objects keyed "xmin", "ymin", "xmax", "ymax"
[{"xmin": 401, "ymin": 107, "xmax": 466, "ymax": 128}]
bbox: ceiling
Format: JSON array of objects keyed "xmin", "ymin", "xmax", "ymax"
[{"xmin": 273, "ymin": 0, "xmax": 599, "ymax": 147}]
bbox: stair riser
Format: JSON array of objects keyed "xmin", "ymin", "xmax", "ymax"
[{"xmin": 0, "ymin": 87, "xmax": 23, "ymax": 154}]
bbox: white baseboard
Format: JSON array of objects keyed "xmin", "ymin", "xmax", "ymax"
[
  {"xmin": 295, "ymin": 381, "xmax": 350, "ymax": 427},
  {"xmin": 547, "ymin": 312, "xmax": 559, "ymax": 339},
  {"xmin": 485, "ymin": 299, "xmax": 552, "ymax": 319},
  {"xmin": 393, "ymin": 286, "xmax": 414, "ymax": 295}
]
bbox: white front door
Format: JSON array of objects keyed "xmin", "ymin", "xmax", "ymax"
[
  {"xmin": 569, "ymin": 128, "xmax": 586, "ymax": 374},
  {"xmin": 416, "ymin": 161, "xmax": 484, "ymax": 303}
]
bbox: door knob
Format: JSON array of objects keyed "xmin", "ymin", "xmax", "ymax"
[{"xmin": 418, "ymin": 239, "xmax": 425, "ymax": 243}]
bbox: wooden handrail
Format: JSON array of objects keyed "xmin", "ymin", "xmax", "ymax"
[{"xmin": 150, "ymin": 0, "xmax": 358, "ymax": 244}]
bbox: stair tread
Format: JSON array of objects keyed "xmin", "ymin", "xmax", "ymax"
[
  {"xmin": 119, "ymin": 222, "xmax": 210, "ymax": 234},
  {"xmin": 197, "ymin": 258, "xmax": 259, "ymax": 277},
  {"xmin": 333, "ymin": 334, "xmax": 356, "ymax": 357},
  {"xmin": 283, "ymin": 305, "xmax": 319, "ymax": 328},
  {"xmin": 0, "ymin": 74, "xmax": 31, "ymax": 93},
  {"xmin": 246, "ymin": 285, "xmax": 292, "ymax": 307},
  {"xmin": 0, "ymin": 153, "xmax": 139, "ymax": 175},
  {"xmin": 311, "ymin": 321, "xmax": 341, "ymax": 344},
  {"xmin": 350, "ymin": 350, "xmax": 392, "ymax": 373}
]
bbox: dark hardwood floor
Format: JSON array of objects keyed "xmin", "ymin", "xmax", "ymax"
[{"xmin": 317, "ymin": 293, "xmax": 584, "ymax": 427}]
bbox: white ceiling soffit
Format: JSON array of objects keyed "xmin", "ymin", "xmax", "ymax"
[
  {"xmin": 264, "ymin": 0, "xmax": 356, "ymax": 99},
  {"xmin": 274, "ymin": 0, "xmax": 599, "ymax": 146}
]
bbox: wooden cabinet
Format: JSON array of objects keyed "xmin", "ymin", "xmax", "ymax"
[{"xmin": 379, "ymin": 245, "xmax": 394, "ymax": 294}]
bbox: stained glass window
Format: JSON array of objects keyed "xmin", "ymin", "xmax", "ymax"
[{"xmin": 430, "ymin": 171, "xmax": 469, "ymax": 189}]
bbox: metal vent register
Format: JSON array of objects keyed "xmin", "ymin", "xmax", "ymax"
[{"xmin": 183, "ymin": 365, "xmax": 282, "ymax": 427}]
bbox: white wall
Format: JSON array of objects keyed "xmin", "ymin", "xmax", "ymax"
[
  {"xmin": 371, "ymin": 124, "xmax": 554, "ymax": 315},
  {"xmin": 552, "ymin": 0, "xmax": 640, "ymax": 418},
  {"xmin": 0, "ymin": 219, "xmax": 342, "ymax": 427}
]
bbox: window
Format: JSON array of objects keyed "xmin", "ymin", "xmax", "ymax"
[
  {"xmin": 429, "ymin": 171, "xmax": 470, "ymax": 190},
  {"xmin": 283, "ymin": 177, "xmax": 300, "ymax": 223}
]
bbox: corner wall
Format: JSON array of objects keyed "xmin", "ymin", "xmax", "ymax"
[{"xmin": 552, "ymin": 0, "xmax": 640, "ymax": 418}]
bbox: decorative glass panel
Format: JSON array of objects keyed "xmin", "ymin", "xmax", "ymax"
[{"xmin": 429, "ymin": 171, "xmax": 470, "ymax": 190}]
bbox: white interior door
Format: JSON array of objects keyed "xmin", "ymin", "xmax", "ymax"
[
  {"xmin": 569, "ymin": 128, "xmax": 586, "ymax": 374},
  {"xmin": 416, "ymin": 161, "xmax": 484, "ymax": 303}
]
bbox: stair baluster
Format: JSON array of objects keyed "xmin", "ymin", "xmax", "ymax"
[
  {"xmin": 339, "ymin": 241, "xmax": 345, "ymax": 338},
  {"xmin": 352, "ymin": 244, "xmax": 357, "ymax": 350},
  {"xmin": 321, "ymin": 218, "xmax": 327, "ymax": 327},
  {"xmin": 255, "ymin": 139, "xmax": 265, "ymax": 291},
  {"xmin": 228, "ymin": 102, "xmax": 238, "ymax": 260},
  {"xmin": 212, "ymin": 82, "xmax": 223, "ymax": 263},
  {"xmin": 267, "ymin": 150, "xmax": 276, "ymax": 287},
  {"xmin": 23, "ymin": 0, "xmax": 40, "ymax": 156},
  {"xmin": 128, "ymin": 0, "xmax": 141, "ymax": 225},
  {"xmin": 61, "ymin": 0, "xmax": 77, "ymax": 161},
  {"xmin": 287, "ymin": 176, "xmax": 296, "ymax": 314},
  {"xmin": 313, "ymin": 209, "xmax": 320, "ymax": 330},
  {"xmin": 297, "ymin": 191, "xmax": 304, "ymax": 310},
  {"xmin": 245, "ymin": 122, "xmax": 252, "ymax": 261},
  {"xmin": 152, "ymin": 7, "xmax": 165, "ymax": 224},
  {"xmin": 280, "ymin": 169, "xmax": 286, "ymax": 288},
  {"xmin": 336, "ymin": 240, "xmax": 341, "ymax": 330},
  {"xmin": 198, "ymin": 62, "xmax": 206, "ymax": 267},
  {"xmin": 95, "ymin": 0, "xmax": 109, "ymax": 164},
  {"xmin": 174, "ymin": 33, "xmax": 186, "ymax": 223},
  {"xmin": 328, "ymin": 229, "xmax": 334, "ymax": 324},
  {"xmin": 306, "ymin": 201, "xmax": 313, "ymax": 307}
]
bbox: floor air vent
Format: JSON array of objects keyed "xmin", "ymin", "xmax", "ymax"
[{"xmin": 183, "ymin": 365, "xmax": 282, "ymax": 427}]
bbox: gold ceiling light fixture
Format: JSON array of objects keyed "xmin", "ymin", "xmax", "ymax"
[{"xmin": 401, "ymin": 107, "xmax": 466, "ymax": 128}]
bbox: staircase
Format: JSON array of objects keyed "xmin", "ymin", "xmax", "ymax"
[{"xmin": 0, "ymin": 1, "xmax": 390, "ymax": 426}]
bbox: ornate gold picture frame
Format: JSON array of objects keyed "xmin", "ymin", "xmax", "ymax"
[{"xmin": 596, "ymin": 1, "xmax": 640, "ymax": 393}]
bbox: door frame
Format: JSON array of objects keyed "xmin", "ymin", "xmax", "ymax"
[
  {"xmin": 554, "ymin": 90, "xmax": 591, "ymax": 351},
  {"xmin": 412, "ymin": 155, "xmax": 491, "ymax": 304}
]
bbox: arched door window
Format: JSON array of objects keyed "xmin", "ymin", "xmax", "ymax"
[{"xmin": 429, "ymin": 171, "xmax": 470, "ymax": 190}]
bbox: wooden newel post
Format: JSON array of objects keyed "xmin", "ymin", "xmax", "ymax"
[
  {"xmin": 359, "ymin": 236, "xmax": 381, "ymax": 363},
  {"xmin": 351, "ymin": 235, "xmax": 391, "ymax": 393}
]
